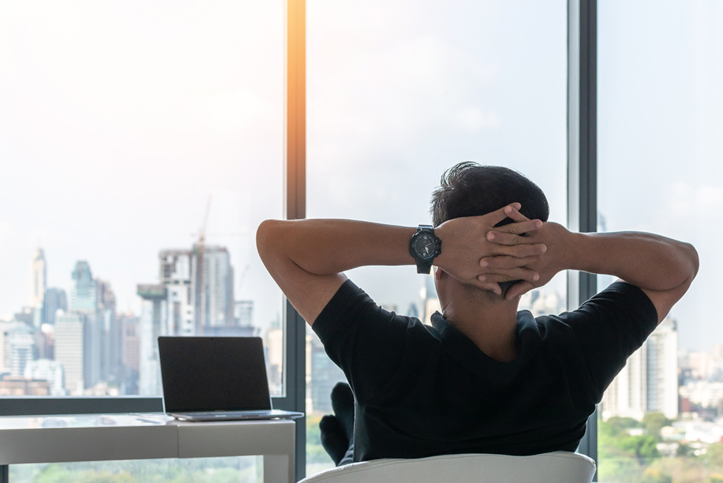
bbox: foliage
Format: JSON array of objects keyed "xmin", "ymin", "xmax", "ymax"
[
  {"xmin": 640, "ymin": 468, "xmax": 672, "ymax": 483},
  {"xmin": 620, "ymin": 435, "xmax": 661, "ymax": 464},
  {"xmin": 701, "ymin": 444, "xmax": 723, "ymax": 468},
  {"xmin": 607, "ymin": 417, "xmax": 644, "ymax": 434},
  {"xmin": 599, "ymin": 418, "xmax": 663, "ymax": 483},
  {"xmin": 13, "ymin": 458, "xmax": 260, "ymax": 483},
  {"xmin": 677, "ymin": 442, "xmax": 695, "ymax": 458},
  {"xmin": 642, "ymin": 412, "xmax": 672, "ymax": 441}
]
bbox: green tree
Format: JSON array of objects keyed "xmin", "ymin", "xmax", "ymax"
[
  {"xmin": 677, "ymin": 442, "xmax": 695, "ymax": 458},
  {"xmin": 701, "ymin": 443, "xmax": 723, "ymax": 469},
  {"xmin": 620, "ymin": 435, "xmax": 661, "ymax": 465},
  {"xmin": 606, "ymin": 417, "xmax": 644, "ymax": 436},
  {"xmin": 642, "ymin": 412, "xmax": 672, "ymax": 441},
  {"xmin": 641, "ymin": 468, "xmax": 673, "ymax": 483}
]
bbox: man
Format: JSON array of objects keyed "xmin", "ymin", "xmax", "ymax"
[{"xmin": 256, "ymin": 162, "xmax": 698, "ymax": 465}]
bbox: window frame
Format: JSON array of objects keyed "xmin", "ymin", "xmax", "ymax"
[
  {"xmin": 0, "ymin": 0, "xmax": 599, "ymax": 481},
  {"xmin": 567, "ymin": 0, "xmax": 598, "ymax": 478}
]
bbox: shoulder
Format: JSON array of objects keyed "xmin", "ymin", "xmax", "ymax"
[
  {"xmin": 312, "ymin": 279, "xmax": 389, "ymax": 340},
  {"xmin": 541, "ymin": 282, "xmax": 659, "ymax": 397}
]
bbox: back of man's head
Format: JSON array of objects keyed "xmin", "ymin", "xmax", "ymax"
[{"xmin": 431, "ymin": 162, "xmax": 550, "ymax": 294}]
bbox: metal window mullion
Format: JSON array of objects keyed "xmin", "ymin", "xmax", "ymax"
[
  {"xmin": 283, "ymin": 0, "xmax": 307, "ymax": 480},
  {"xmin": 0, "ymin": 396, "xmax": 162, "ymax": 416},
  {"xmin": 568, "ymin": 0, "xmax": 598, "ymax": 477}
]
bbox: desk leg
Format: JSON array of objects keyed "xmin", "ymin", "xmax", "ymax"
[{"xmin": 264, "ymin": 454, "xmax": 293, "ymax": 483}]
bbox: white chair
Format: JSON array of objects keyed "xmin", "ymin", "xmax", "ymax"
[{"xmin": 300, "ymin": 451, "xmax": 596, "ymax": 483}]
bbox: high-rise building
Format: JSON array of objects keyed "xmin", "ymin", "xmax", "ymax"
[
  {"xmin": 120, "ymin": 314, "xmax": 140, "ymax": 395},
  {"xmin": 646, "ymin": 319, "xmax": 679, "ymax": 418},
  {"xmin": 9, "ymin": 324, "xmax": 37, "ymax": 376},
  {"xmin": 235, "ymin": 301, "xmax": 253, "ymax": 327},
  {"xmin": 137, "ymin": 284, "xmax": 167, "ymax": 396},
  {"xmin": 136, "ymin": 244, "xmax": 240, "ymax": 393},
  {"xmin": 39, "ymin": 323, "xmax": 54, "ymax": 360},
  {"xmin": 421, "ymin": 276, "xmax": 440, "ymax": 326},
  {"xmin": 193, "ymin": 245, "xmax": 234, "ymax": 331},
  {"xmin": 13, "ymin": 307, "xmax": 34, "ymax": 326},
  {"xmin": 24, "ymin": 359, "xmax": 65, "ymax": 396},
  {"xmin": 29, "ymin": 248, "xmax": 46, "ymax": 310},
  {"xmin": 69, "ymin": 261, "xmax": 97, "ymax": 312},
  {"xmin": 159, "ymin": 250, "xmax": 194, "ymax": 336},
  {"xmin": 55, "ymin": 312, "xmax": 85, "ymax": 395},
  {"xmin": 0, "ymin": 321, "xmax": 24, "ymax": 373},
  {"xmin": 308, "ymin": 333, "xmax": 346, "ymax": 414},
  {"xmin": 266, "ymin": 327, "xmax": 283, "ymax": 395},
  {"xmin": 602, "ymin": 317, "xmax": 679, "ymax": 421},
  {"xmin": 97, "ymin": 279, "xmax": 121, "ymax": 385},
  {"xmin": 62, "ymin": 262, "xmax": 119, "ymax": 392},
  {"xmin": 42, "ymin": 288, "xmax": 67, "ymax": 325}
]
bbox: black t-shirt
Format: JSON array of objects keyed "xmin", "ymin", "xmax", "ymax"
[{"xmin": 312, "ymin": 279, "xmax": 658, "ymax": 462}]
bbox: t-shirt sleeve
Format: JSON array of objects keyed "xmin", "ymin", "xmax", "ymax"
[
  {"xmin": 311, "ymin": 279, "xmax": 410, "ymax": 404},
  {"xmin": 559, "ymin": 281, "xmax": 659, "ymax": 400}
]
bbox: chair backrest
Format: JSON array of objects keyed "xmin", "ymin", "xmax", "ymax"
[{"xmin": 300, "ymin": 451, "xmax": 596, "ymax": 483}]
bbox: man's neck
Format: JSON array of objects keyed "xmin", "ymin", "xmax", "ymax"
[{"xmin": 439, "ymin": 283, "xmax": 521, "ymax": 363}]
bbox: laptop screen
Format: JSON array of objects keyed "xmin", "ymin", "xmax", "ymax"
[{"xmin": 158, "ymin": 336, "xmax": 272, "ymax": 413}]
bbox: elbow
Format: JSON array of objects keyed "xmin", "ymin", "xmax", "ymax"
[
  {"xmin": 685, "ymin": 242, "xmax": 700, "ymax": 281},
  {"xmin": 256, "ymin": 219, "xmax": 285, "ymax": 262}
]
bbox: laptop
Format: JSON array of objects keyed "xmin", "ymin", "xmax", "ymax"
[{"xmin": 158, "ymin": 336, "xmax": 303, "ymax": 422}]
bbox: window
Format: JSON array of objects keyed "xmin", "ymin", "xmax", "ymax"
[
  {"xmin": 598, "ymin": 1, "xmax": 723, "ymax": 481},
  {"xmin": 0, "ymin": 1, "xmax": 285, "ymax": 399},
  {"xmin": 306, "ymin": 0, "xmax": 567, "ymax": 473}
]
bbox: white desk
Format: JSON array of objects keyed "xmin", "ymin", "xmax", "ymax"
[{"xmin": 0, "ymin": 413, "xmax": 295, "ymax": 483}]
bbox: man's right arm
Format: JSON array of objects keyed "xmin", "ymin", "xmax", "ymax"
[{"xmin": 492, "ymin": 223, "xmax": 699, "ymax": 323}]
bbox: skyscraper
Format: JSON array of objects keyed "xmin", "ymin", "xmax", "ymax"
[
  {"xmin": 137, "ymin": 284, "xmax": 167, "ymax": 396},
  {"xmin": 29, "ymin": 248, "xmax": 46, "ymax": 310},
  {"xmin": 69, "ymin": 261, "xmax": 97, "ymax": 312},
  {"xmin": 602, "ymin": 317, "xmax": 679, "ymax": 420},
  {"xmin": 24, "ymin": 359, "xmax": 65, "ymax": 396},
  {"xmin": 55, "ymin": 312, "xmax": 85, "ymax": 395},
  {"xmin": 97, "ymin": 279, "xmax": 121, "ymax": 384},
  {"xmin": 41, "ymin": 288, "xmax": 67, "ymax": 325},
  {"xmin": 119, "ymin": 314, "xmax": 140, "ymax": 395},
  {"xmin": 646, "ymin": 319, "xmax": 679, "ymax": 419},
  {"xmin": 9, "ymin": 324, "xmax": 37, "ymax": 376},
  {"xmin": 159, "ymin": 250, "xmax": 194, "ymax": 336},
  {"xmin": 193, "ymin": 245, "xmax": 234, "ymax": 331},
  {"xmin": 420, "ymin": 275, "xmax": 440, "ymax": 326},
  {"xmin": 64, "ymin": 261, "xmax": 110, "ymax": 392}
]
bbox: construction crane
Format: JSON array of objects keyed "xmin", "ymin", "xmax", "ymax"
[{"xmin": 194, "ymin": 196, "xmax": 212, "ymax": 335}]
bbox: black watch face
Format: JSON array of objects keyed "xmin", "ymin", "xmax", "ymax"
[{"xmin": 412, "ymin": 232, "xmax": 437, "ymax": 260}]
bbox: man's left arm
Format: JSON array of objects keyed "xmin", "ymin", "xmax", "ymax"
[{"xmin": 256, "ymin": 204, "xmax": 547, "ymax": 325}]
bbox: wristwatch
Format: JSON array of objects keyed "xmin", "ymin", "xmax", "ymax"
[{"xmin": 409, "ymin": 225, "xmax": 442, "ymax": 274}]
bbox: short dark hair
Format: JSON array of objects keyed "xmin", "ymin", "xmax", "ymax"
[{"xmin": 431, "ymin": 162, "xmax": 549, "ymax": 293}]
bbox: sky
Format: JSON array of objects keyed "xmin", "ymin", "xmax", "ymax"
[{"xmin": 0, "ymin": 0, "xmax": 721, "ymax": 351}]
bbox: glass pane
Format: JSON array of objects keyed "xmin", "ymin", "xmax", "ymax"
[
  {"xmin": 11, "ymin": 457, "xmax": 261, "ymax": 482},
  {"xmin": 306, "ymin": 0, "xmax": 567, "ymax": 473},
  {"xmin": 598, "ymin": 1, "xmax": 723, "ymax": 481},
  {"xmin": 0, "ymin": 1, "xmax": 285, "ymax": 397}
]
